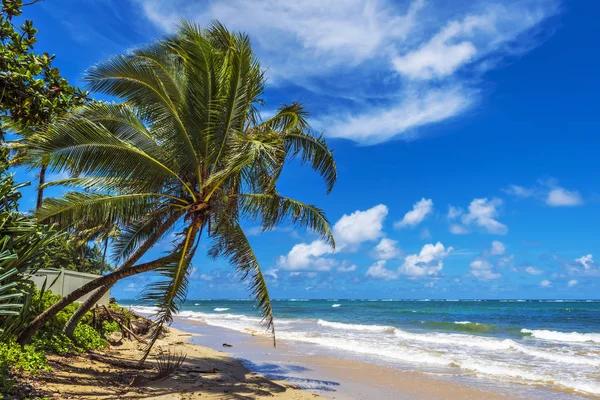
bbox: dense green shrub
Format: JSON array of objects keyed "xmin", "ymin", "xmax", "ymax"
[
  {"xmin": 102, "ymin": 320, "xmax": 120, "ymax": 334},
  {"xmin": 72, "ymin": 324, "xmax": 106, "ymax": 351},
  {"xmin": 0, "ymin": 341, "xmax": 49, "ymax": 396}
]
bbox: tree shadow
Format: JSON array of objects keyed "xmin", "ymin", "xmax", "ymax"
[
  {"xmin": 33, "ymin": 349, "xmax": 336, "ymax": 399},
  {"xmin": 242, "ymin": 359, "xmax": 341, "ymax": 392}
]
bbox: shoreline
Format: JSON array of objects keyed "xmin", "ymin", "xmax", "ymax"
[
  {"xmin": 29, "ymin": 312, "xmax": 596, "ymax": 399},
  {"xmin": 171, "ymin": 316, "xmax": 596, "ymax": 400}
]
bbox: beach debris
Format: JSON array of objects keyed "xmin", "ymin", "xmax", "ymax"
[
  {"xmin": 222, "ymin": 343, "xmax": 233, "ymax": 347},
  {"xmin": 129, "ymin": 348, "xmax": 187, "ymax": 387},
  {"xmin": 105, "ymin": 331, "xmax": 123, "ymax": 344}
]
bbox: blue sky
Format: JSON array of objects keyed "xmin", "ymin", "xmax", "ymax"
[{"xmin": 11, "ymin": 0, "xmax": 600, "ymax": 300}]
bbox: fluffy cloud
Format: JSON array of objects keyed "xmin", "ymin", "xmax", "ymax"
[
  {"xmin": 399, "ymin": 242, "xmax": 452, "ymax": 277},
  {"xmin": 366, "ymin": 260, "xmax": 398, "ymax": 280},
  {"xmin": 525, "ymin": 266, "xmax": 543, "ymax": 275},
  {"xmin": 540, "ymin": 279, "xmax": 552, "ymax": 288},
  {"xmin": 278, "ymin": 204, "xmax": 388, "ymax": 272},
  {"xmin": 277, "ymin": 240, "xmax": 334, "ymax": 271},
  {"xmin": 366, "ymin": 242, "xmax": 452, "ymax": 279},
  {"xmin": 394, "ymin": 198, "xmax": 433, "ymax": 228},
  {"xmin": 138, "ymin": 0, "xmax": 559, "ymax": 144},
  {"xmin": 546, "ymin": 188, "xmax": 583, "ymax": 207},
  {"xmin": 461, "ymin": 198, "xmax": 508, "ymax": 235},
  {"xmin": 449, "ymin": 224, "xmax": 470, "ymax": 235},
  {"xmin": 490, "ymin": 240, "xmax": 506, "ymax": 255},
  {"xmin": 337, "ymin": 262, "xmax": 358, "ymax": 273},
  {"xmin": 334, "ymin": 204, "xmax": 388, "ymax": 246},
  {"xmin": 575, "ymin": 254, "xmax": 594, "ymax": 269},
  {"xmin": 568, "ymin": 279, "xmax": 578, "ymax": 287},
  {"xmin": 373, "ymin": 238, "xmax": 401, "ymax": 260},
  {"xmin": 470, "ymin": 259, "xmax": 501, "ymax": 281},
  {"xmin": 504, "ymin": 179, "xmax": 583, "ymax": 207}
]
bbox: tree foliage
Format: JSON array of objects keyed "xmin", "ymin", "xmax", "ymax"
[
  {"xmin": 0, "ymin": 143, "xmax": 58, "ymax": 339},
  {"xmin": 26, "ymin": 21, "xmax": 337, "ymax": 354},
  {"xmin": 0, "ymin": 0, "xmax": 86, "ymax": 133}
]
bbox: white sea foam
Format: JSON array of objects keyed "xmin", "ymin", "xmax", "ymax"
[
  {"xmin": 213, "ymin": 307, "xmax": 230, "ymax": 312},
  {"xmin": 522, "ymin": 329, "xmax": 600, "ymax": 344},
  {"xmin": 331, "ymin": 304, "xmax": 341, "ymax": 308},
  {"xmin": 317, "ymin": 319, "xmax": 395, "ymax": 333}
]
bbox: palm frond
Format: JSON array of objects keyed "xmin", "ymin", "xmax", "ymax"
[
  {"xmin": 208, "ymin": 217, "xmax": 275, "ymax": 345},
  {"xmin": 113, "ymin": 209, "xmax": 183, "ymax": 262},
  {"xmin": 139, "ymin": 224, "xmax": 199, "ymax": 362},
  {"xmin": 85, "ymin": 48, "xmax": 200, "ymax": 175},
  {"xmin": 239, "ymin": 193, "xmax": 334, "ymax": 247},
  {"xmin": 283, "ymin": 130, "xmax": 337, "ymax": 194},
  {"xmin": 37, "ymin": 192, "xmax": 170, "ymax": 227}
]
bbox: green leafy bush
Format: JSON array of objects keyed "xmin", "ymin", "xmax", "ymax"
[
  {"xmin": 102, "ymin": 320, "xmax": 120, "ymax": 334},
  {"xmin": 30, "ymin": 331, "xmax": 74, "ymax": 355},
  {"xmin": 0, "ymin": 340, "xmax": 49, "ymax": 396},
  {"xmin": 72, "ymin": 324, "xmax": 106, "ymax": 351}
]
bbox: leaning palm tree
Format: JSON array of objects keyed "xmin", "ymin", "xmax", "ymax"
[{"xmin": 16, "ymin": 21, "xmax": 336, "ymax": 353}]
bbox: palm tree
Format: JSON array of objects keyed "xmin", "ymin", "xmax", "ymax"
[{"xmin": 16, "ymin": 21, "xmax": 336, "ymax": 352}]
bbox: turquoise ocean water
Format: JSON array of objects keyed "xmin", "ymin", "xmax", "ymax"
[{"xmin": 126, "ymin": 299, "xmax": 600, "ymax": 396}]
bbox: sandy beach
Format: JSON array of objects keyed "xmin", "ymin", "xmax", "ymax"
[
  {"xmin": 26, "ymin": 317, "xmax": 580, "ymax": 400},
  {"xmin": 28, "ymin": 326, "xmax": 319, "ymax": 399}
]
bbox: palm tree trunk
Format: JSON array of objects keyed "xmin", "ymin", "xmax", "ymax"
[
  {"xmin": 17, "ymin": 255, "xmax": 172, "ymax": 346},
  {"xmin": 36, "ymin": 164, "xmax": 47, "ymax": 211},
  {"xmin": 101, "ymin": 238, "xmax": 109, "ymax": 267},
  {"xmin": 63, "ymin": 286, "xmax": 108, "ymax": 338},
  {"xmin": 17, "ymin": 211, "xmax": 182, "ymax": 345}
]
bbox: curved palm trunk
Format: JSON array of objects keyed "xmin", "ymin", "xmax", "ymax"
[
  {"xmin": 36, "ymin": 164, "xmax": 47, "ymax": 211},
  {"xmin": 17, "ymin": 255, "xmax": 172, "ymax": 345},
  {"xmin": 17, "ymin": 212, "xmax": 182, "ymax": 345},
  {"xmin": 63, "ymin": 286, "xmax": 108, "ymax": 338}
]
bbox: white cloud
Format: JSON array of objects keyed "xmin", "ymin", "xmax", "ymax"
[
  {"xmin": 447, "ymin": 205, "xmax": 463, "ymax": 220},
  {"xmin": 277, "ymin": 240, "xmax": 334, "ymax": 271},
  {"xmin": 277, "ymin": 204, "xmax": 388, "ymax": 272},
  {"xmin": 504, "ymin": 179, "xmax": 583, "ymax": 207},
  {"xmin": 334, "ymin": 204, "xmax": 388, "ymax": 246},
  {"xmin": 337, "ymin": 262, "xmax": 358, "ymax": 273},
  {"xmin": 366, "ymin": 260, "xmax": 398, "ymax": 280},
  {"xmin": 394, "ymin": 198, "xmax": 433, "ymax": 228},
  {"xmin": 568, "ymin": 279, "xmax": 578, "ymax": 288},
  {"xmin": 366, "ymin": 242, "xmax": 452, "ymax": 279},
  {"xmin": 138, "ymin": 0, "xmax": 559, "ymax": 145},
  {"xmin": 321, "ymin": 86, "xmax": 473, "ymax": 144},
  {"xmin": 490, "ymin": 240, "xmax": 506, "ymax": 255},
  {"xmin": 546, "ymin": 188, "xmax": 583, "ymax": 207},
  {"xmin": 525, "ymin": 266, "xmax": 543, "ymax": 275},
  {"xmin": 575, "ymin": 254, "xmax": 594, "ymax": 270},
  {"xmin": 265, "ymin": 269, "xmax": 279, "ymax": 280},
  {"xmin": 449, "ymin": 224, "xmax": 470, "ymax": 235},
  {"xmin": 540, "ymin": 279, "xmax": 552, "ymax": 288},
  {"xmin": 470, "ymin": 259, "xmax": 501, "ymax": 281},
  {"xmin": 503, "ymin": 185, "xmax": 535, "ymax": 198},
  {"xmin": 398, "ymin": 242, "xmax": 453, "ymax": 277},
  {"xmin": 392, "ymin": 4, "xmax": 553, "ymax": 80},
  {"xmin": 138, "ymin": 0, "xmax": 424, "ymax": 81},
  {"xmin": 461, "ymin": 198, "xmax": 508, "ymax": 235},
  {"xmin": 373, "ymin": 238, "xmax": 401, "ymax": 260}
]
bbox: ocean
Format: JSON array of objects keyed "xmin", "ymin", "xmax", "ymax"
[{"xmin": 126, "ymin": 299, "xmax": 600, "ymax": 397}]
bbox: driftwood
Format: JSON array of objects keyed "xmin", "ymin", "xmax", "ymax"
[{"xmin": 100, "ymin": 305, "xmax": 148, "ymax": 344}]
